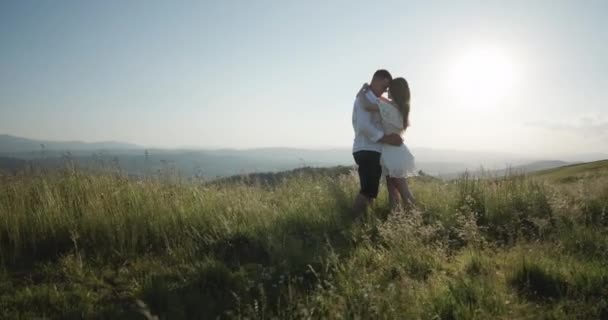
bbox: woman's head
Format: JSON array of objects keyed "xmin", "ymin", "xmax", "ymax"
[{"xmin": 389, "ymin": 77, "xmax": 411, "ymax": 127}]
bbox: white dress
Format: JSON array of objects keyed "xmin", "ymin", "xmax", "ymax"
[{"xmin": 377, "ymin": 100, "xmax": 416, "ymax": 178}]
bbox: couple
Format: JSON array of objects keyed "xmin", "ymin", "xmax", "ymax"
[{"xmin": 352, "ymin": 69, "xmax": 416, "ymax": 215}]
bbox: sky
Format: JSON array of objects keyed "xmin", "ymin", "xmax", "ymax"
[{"xmin": 1, "ymin": 0, "xmax": 607, "ymax": 156}]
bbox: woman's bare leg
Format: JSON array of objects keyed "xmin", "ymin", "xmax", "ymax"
[
  {"xmin": 386, "ymin": 176, "xmax": 400, "ymax": 210},
  {"xmin": 395, "ymin": 177, "xmax": 416, "ymax": 208}
]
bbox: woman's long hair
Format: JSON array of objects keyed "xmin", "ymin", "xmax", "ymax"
[{"xmin": 389, "ymin": 77, "xmax": 411, "ymax": 129}]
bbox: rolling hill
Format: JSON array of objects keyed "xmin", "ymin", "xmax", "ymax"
[{"xmin": 532, "ymin": 159, "xmax": 608, "ymax": 182}]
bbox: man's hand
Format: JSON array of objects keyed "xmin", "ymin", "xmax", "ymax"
[{"xmin": 379, "ymin": 134, "xmax": 403, "ymax": 146}]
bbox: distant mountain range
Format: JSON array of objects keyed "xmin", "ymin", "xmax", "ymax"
[
  {"xmin": 0, "ymin": 134, "xmax": 606, "ymax": 179},
  {"xmin": 0, "ymin": 134, "xmax": 141, "ymax": 153}
]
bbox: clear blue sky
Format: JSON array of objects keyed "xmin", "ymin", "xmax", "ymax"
[{"xmin": 1, "ymin": 0, "xmax": 606, "ymax": 155}]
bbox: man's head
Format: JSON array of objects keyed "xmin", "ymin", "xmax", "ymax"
[{"xmin": 369, "ymin": 69, "xmax": 392, "ymax": 97}]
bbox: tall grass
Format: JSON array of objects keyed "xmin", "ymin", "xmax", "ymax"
[{"xmin": 0, "ymin": 167, "xmax": 606, "ymax": 319}]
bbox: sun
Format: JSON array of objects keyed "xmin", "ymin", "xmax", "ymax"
[{"xmin": 444, "ymin": 46, "xmax": 519, "ymax": 109}]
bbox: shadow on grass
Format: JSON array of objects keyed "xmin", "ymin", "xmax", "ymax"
[
  {"xmin": 140, "ymin": 181, "xmax": 366, "ymax": 319},
  {"xmin": 210, "ymin": 233, "xmax": 271, "ymax": 268},
  {"xmin": 142, "ymin": 261, "xmax": 247, "ymax": 320},
  {"xmin": 509, "ymin": 260, "xmax": 568, "ymax": 302},
  {"xmin": 1, "ymin": 230, "xmax": 75, "ymax": 272}
]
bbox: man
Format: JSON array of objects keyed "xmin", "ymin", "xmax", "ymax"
[{"xmin": 352, "ymin": 69, "xmax": 403, "ymax": 216}]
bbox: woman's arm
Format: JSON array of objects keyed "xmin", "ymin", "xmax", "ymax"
[
  {"xmin": 361, "ymin": 98, "xmax": 379, "ymax": 112},
  {"xmin": 357, "ymin": 88, "xmax": 379, "ymax": 112},
  {"xmin": 379, "ymin": 96, "xmax": 392, "ymax": 103}
]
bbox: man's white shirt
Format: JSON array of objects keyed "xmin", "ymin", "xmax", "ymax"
[{"xmin": 352, "ymin": 89, "xmax": 384, "ymax": 153}]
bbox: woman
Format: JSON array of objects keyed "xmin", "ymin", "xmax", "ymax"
[{"xmin": 357, "ymin": 77, "xmax": 416, "ymax": 209}]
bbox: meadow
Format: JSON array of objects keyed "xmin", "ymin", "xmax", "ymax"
[{"xmin": 0, "ymin": 160, "xmax": 607, "ymax": 319}]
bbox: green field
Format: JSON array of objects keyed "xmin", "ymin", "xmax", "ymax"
[{"xmin": 1, "ymin": 161, "xmax": 607, "ymax": 319}]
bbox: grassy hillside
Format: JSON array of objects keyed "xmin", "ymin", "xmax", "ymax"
[
  {"xmin": 533, "ymin": 159, "xmax": 608, "ymax": 182},
  {"xmin": 0, "ymin": 163, "xmax": 606, "ymax": 319}
]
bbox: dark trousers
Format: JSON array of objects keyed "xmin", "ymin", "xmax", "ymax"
[{"xmin": 353, "ymin": 151, "xmax": 382, "ymax": 199}]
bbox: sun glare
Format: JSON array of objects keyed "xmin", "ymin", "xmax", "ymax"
[{"xmin": 444, "ymin": 46, "xmax": 519, "ymax": 109}]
